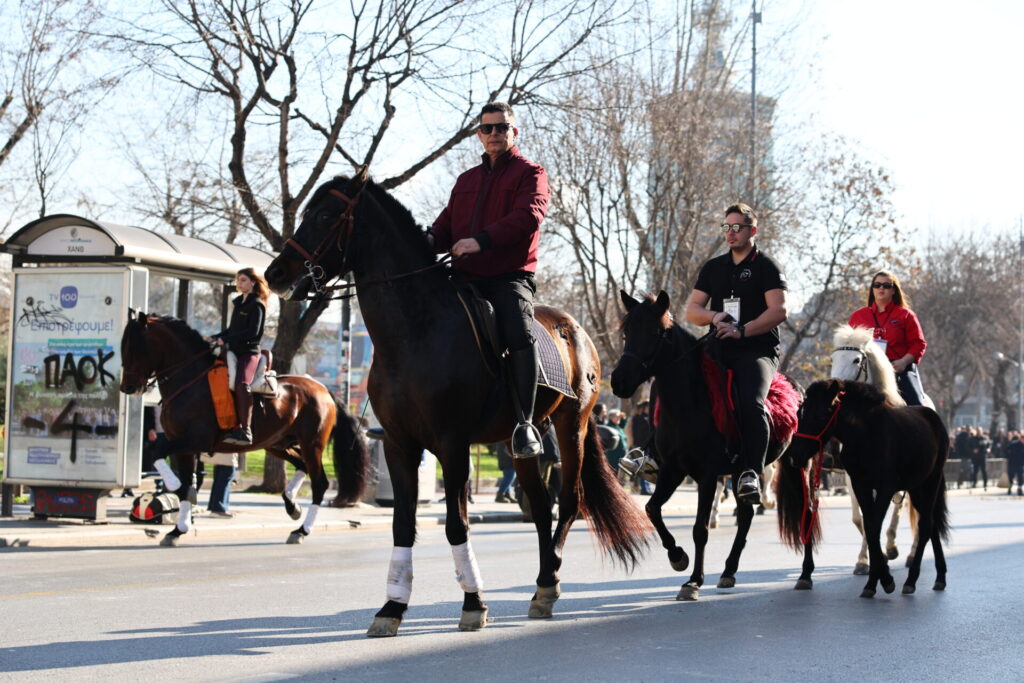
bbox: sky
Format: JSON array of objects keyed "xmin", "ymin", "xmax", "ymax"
[{"xmin": 762, "ymin": 0, "xmax": 1024, "ymax": 242}]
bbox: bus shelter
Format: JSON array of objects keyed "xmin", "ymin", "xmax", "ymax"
[{"xmin": 1, "ymin": 214, "xmax": 274, "ymax": 520}]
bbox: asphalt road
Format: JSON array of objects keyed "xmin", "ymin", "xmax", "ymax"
[{"xmin": 2, "ymin": 494, "xmax": 1021, "ymax": 682}]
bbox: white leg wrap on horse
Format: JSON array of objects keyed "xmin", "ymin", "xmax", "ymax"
[
  {"xmin": 451, "ymin": 541, "xmax": 483, "ymax": 593},
  {"xmin": 285, "ymin": 471, "xmax": 306, "ymax": 500},
  {"xmin": 176, "ymin": 500, "xmax": 192, "ymax": 533},
  {"xmin": 301, "ymin": 504, "xmax": 320, "ymax": 533},
  {"xmin": 386, "ymin": 546, "xmax": 413, "ymax": 603},
  {"xmin": 154, "ymin": 459, "xmax": 181, "ymax": 491}
]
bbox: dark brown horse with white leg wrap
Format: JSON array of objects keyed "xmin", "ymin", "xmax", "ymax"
[
  {"xmin": 120, "ymin": 312, "xmax": 369, "ymax": 545},
  {"xmin": 264, "ymin": 174, "xmax": 650, "ymax": 637}
]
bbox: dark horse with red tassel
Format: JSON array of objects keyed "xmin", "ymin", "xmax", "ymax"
[
  {"xmin": 120, "ymin": 312, "xmax": 369, "ymax": 546},
  {"xmin": 777, "ymin": 378, "xmax": 949, "ymax": 598},
  {"xmin": 263, "ymin": 174, "xmax": 651, "ymax": 637},
  {"xmin": 611, "ymin": 291, "xmax": 801, "ymax": 601}
]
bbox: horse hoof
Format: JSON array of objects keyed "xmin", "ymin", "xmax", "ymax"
[
  {"xmin": 366, "ymin": 617, "xmax": 402, "ymax": 637},
  {"xmin": 458, "ymin": 608, "xmax": 489, "ymax": 631},
  {"xmin": 528, "ymin": 583, "xmax": 560, "ymax": 619},
  {"xmin": 794, "ymin": 578, "xmax": 813, "ymax": 591},
  {"xmin": 882, "ymin": 578, "xmax": 896, "ymax": 594},
  {"xmin": 886, "ymin": 546, "xmax": 899, "ymax": 560},
  {"xmin": 709, "ymin": 518, "xmax": 718, "ymax": 529},
  {"xmin": 860, "ymin": 588, "xmax": 876, "ymax": 599},
  {"xmin": 933, "ymin": 581, "xmax": 946, "ymax": 592},
  {"xmin": 288, "ymin": 505, "xmax": 302, "ymax": 521},
  {"xmin": 676, "ymin": 583, "xmax": 700, "ymax": 601},
  {"xmin": 160, "ymin": 534, "xmax": 180, "ymax": 547},
  {"xmin": 853, "ymin": 563, "xmax": 870, "ymax": 576},
  {"xmin": 902, "ymin": 584, "xmax": 916, "ymax": 595},
  {"xmin": 669, "ymin": 549, "xmax": 689, "ymax": 573},
  {"xmin": 717, "ymin": 576, "xmax": 736, "ymax": 589},
  {"xmin": 756, "ymin": 505, "xmax": 765, "ymax": 515},
  {"xmin": 286, "ymin": 531, "xmax": 305, "ymax": 544},
  {"xmin": 186, "ymin": 486, "xmax": 198, "ymax": 505}
]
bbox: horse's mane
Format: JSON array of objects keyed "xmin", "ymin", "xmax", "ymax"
[
  {"xmin": 830, "ymin": 377, "xmax": 889, "ymax": 408},
  {"xmin": 148, "ymin": 315, "xmax": 211, "ymax": 351},
  {"xmin": 832, "ymin": 324, "xmax": 904, "ymax": 407},
  {"xmin": 309, "ymin": 176, "xmax": 435, "ymax": 263}
]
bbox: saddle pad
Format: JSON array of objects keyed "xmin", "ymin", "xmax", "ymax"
[
  {"xmin": 533, "ymin": 319, "xmax": 576, "ymax": 399},
  {"xmin": 226, "ymin": 350, "xmax": 278, "ymax": 396},
  {"xmin": 208, "ymin": 361, "xmax": 237, "ymax": 430},
  {"xmin": 698, "ymin": 353, "xmax": 799, "ymax": 443}
]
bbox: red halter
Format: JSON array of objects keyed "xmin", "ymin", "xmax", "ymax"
[{"xmin": 791, "ymin": 391, "xmax": 845, "ymax": 544}]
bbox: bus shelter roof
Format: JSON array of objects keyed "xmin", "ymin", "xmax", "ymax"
[{"xmin": 0, "ymin": 214, "xmax": 275, "ymax": 280}]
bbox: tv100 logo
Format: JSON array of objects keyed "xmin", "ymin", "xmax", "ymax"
[{"xmin": 59, "ymin": 285, "xmax": 78, "ymax": 309}]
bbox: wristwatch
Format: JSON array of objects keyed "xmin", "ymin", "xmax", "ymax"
[{"xmin": 732, "ymin": 322, "xmax": 746, "ymax": 338}]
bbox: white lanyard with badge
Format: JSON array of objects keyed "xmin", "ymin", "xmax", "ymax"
[{"xmin": 723, "ymin": 297, "xmax": 740, "ymax": 323}]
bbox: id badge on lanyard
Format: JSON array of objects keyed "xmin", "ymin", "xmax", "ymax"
[
  {"xmin": 723, "ymin": 297, "xmax": 740, "ymax": 323},
  {"xmin": 873, "ymin": 337, "xmax": 888, "ymax": 354}
]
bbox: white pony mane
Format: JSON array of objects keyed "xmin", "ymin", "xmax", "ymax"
[{"xmin": 831, "ymin": 324, "xmax": 906, "ymax": 407}]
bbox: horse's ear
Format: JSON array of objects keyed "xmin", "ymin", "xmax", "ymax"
[
  {"xmin": 351, "ymin": 166, "xmax": 370, "ymax": 193},
  {"xmin": 827, "ymin": 378, "xmax": 843, "ymax": 404},
  {"xmin": 136, "ymin": 310, "xmax": 147, "ymax": 325},
  {"xmin": 620, "ymin": 290, "xmax": 640, "ymax": 311},
  {"xmin": 654, "ymin": 290, "xmax": 671, "ymax": 314}
]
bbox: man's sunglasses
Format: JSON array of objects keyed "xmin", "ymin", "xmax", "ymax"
[
  {"xmin": 720, "ymin": 223, "xmax": 754, "ymax": 234},
  {"xmin": 477, "ymin": 122, "xmax": 512, "ymax": 135},
  {"xmin": 872, "ymin": 282, "xmax": 895, "ymax": 290}
]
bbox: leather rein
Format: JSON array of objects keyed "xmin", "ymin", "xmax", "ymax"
[{"xmin": 284, "ymin": 187, "xmax": 451, "ymax": 301}]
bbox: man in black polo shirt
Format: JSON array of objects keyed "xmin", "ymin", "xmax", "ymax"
[{"xmin": 685, "ymin": 203, "xmax": 788, "ymax": 504}]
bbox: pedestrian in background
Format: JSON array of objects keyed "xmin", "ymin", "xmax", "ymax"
[
  {"xmin": 604, "ymin": 409, "xmax": 628, "ymax": 474},
  {"xmin": 1004, "ymin": 431, "xmax": 1024, "ymax": 496},
  {"xmin": 495, "ymin": 443, "xmax": 517, "ymax": 503},
  {"xmin": 969, "ymin": 427, "xmax": 990, "ymax": 490}
]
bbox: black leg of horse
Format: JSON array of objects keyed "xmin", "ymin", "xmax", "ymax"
[
  {"xmin": 439, "ymin": 444, "xmax": 489, "ymax": 632},
  {"xmin": 718, "ymin": 500, "xmax": 755, "ymax": 588},
  {"xmin": 529, "ymin": 413, "xmax": 584, "ymax": 618},
  {"xmin": 795, "ymin": 540, "xmax": 816, "ymax": 590},
  {"xmin": 513, "ymin": 453, "xmax": 555, "ymax": 561},
  {"xmin": 678, "ymin": 475, "xmax": 717, "ymax": 601},
  {"xmin": 367, "ymin": 443, "xmax": 420, "ymax": 638},
  {"xmin": 161, "ymin": 452, "xmax": 197, "ymax": 547},
  {"xmin": 287, "ymin": 439, "xmax": 331, "ymax": 545},
  {"xmin": 930, "ymin": 521, "xmax": 948, "ymax": 591},
  {"xmin": 902, "ymin": 487, "xmax": 933, "ymax": 595},
  {"xmin": 852, "ymin": 480, "xmax": 894, "ymax": 598},
  {"xmin": 644, "ymin": 464, "xmax": 688, "ymax": 573},
  {"xmin": 272, "ymin": 447, "xmax": 306, "ymax": 522}
]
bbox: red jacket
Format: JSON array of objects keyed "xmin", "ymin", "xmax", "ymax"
[
  {"xmin": 848, "ymin": 303, "xmax": 927, "ymax": 363},
  {"xmin": 432, "ymin": 146, "xmax": 549, "ymax": 278}
]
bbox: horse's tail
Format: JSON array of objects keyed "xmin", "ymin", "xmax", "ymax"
[
  {"xmin": 330, "ymin": 397, "xmax": 370, "ymax": 505},
  {"xmin": 579, "ymin": 416, "xmax": 652, "ymax": 570},
  {"xmin": 775, "ymin": 453, "xmax": 822, "ymax": 552},
  {"xmin": 933, "ymin": 477, "xmax": 951, "ymax": 543}
]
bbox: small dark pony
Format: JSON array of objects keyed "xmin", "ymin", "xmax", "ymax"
[
  {"xmin": 777, "ymin": 378, "xmax": 949, "ymax": 598},
  {"xmin": 120, "ymin": 312, "xmax": 369, "ymax": 546},
  {"xmin": 611, "ymin": 291, "xmax": 801, "ymax": 601},
  {"xmin": 264, "ymin": 174, "xmax": 651, "ymax": 637}
]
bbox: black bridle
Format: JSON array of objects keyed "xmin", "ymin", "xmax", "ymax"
[
  {"xmin": 283, "ymin": 184, "xmax": 452, "ymax": 301},
  {"xmin": 620, "ymin": 325, "xmax": 713, "ymax": 377},
  {"xmin": 832, "ymin": 345, "xmax": 869, "ymax": 382}
]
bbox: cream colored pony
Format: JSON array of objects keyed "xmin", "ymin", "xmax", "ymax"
[{"xmin": 831, "ymin": 325, "xmax": 918, "ymax": 574}]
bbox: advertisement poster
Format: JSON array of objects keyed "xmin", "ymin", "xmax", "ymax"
[{"xmin": 6, "ymin": 269, "xmax": 126, "ymax": 484}]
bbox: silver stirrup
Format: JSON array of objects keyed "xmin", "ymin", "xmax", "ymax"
[
  {"xmin": 511, "ymin": 422, "xmax": 543, "ymax": 459},
  {"xmin": 619, "ymin": 448, "xmax": 658, "ymax": 483}
]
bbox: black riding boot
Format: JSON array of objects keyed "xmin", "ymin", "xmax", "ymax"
[
  {"xmin": 508, "ymin": 346, "xmax": 542, "ymax": 458},
  {"xmin": 224, "ymin": 385, "xmax": 253, "ymax": 446}
]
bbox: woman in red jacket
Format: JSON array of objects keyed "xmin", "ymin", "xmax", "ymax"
[{"xmin": 848, "ymin": 270, "xmax": 929, "ymax": 406}]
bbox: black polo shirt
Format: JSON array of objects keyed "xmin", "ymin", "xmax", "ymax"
[{"xmin": 693, "ymin": 246, "xmax": 787, "ymax": 352}]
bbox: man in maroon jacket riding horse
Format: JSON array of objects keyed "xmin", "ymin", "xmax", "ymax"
[{"xmin": 428, "ymin": 102, "xmax": 550, "ymax": 458}]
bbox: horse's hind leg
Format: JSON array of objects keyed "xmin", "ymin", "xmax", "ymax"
[
  {"xmin": 273, "ymin": 446, "xmax": 306, "ymax": 521},
  {"xmin": 885, "ymin": 491, "xmax": 906, "ymax": 560},
  {"xmin": 287, "ymin": 435, "xmax": 332, "ymax": 544},
  {"xmin": 849, "ymin": 473, "xmax": 870, "ymax": 575},
  {"xmin": 902, "ymin": 488, "xmax": 934, "ymax": 594},
  {"xmin": 644, "ymin": 465, "xmax": 687, "ymax": 573},
  {"xmin": 439, "ymin": 444, "xmax": 489, "ymax": 631},
  {"xmin": 678, "ymin": 475, "xmax": 716, "ymax": 601},
  {"xmin": 719, "ymin": 498, "xmax": 755, "ymax": 589},
  {"xmin": 367, "ymin": 442, "xmax": 421, "ymax": 638}
]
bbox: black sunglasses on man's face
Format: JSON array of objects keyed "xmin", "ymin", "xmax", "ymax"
[{"xmin": 477, "ymin": 122, "xmax": 512, "ymax": 135}]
